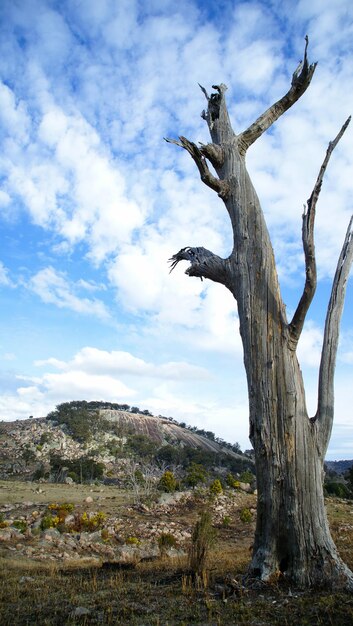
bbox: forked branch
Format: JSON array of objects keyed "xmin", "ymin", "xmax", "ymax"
[
  {"xmin": 317, "ymin": 216, "xmax": 353, "ymax": 455},
  {"xmin": 169, "ymin": 246, "xmax": 229, "ymax": 285},
  {"xmin": 164, "ymin": 136, "xmax": 229, "ymax": 198},
  {"xmin": 238, "ymin": 36, "xmax": 317, "ymax": 154},
  {"xmin": 289, "ymin": 117, "xmax": 351, "ymax": 346}
]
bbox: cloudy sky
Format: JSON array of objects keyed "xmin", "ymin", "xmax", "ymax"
[{"xmin": 0, "ymin": 0, "xmax": 352, "ymax": 460}]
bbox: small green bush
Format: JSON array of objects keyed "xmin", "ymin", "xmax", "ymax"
[
  {"xmin": 239, "ymin": 507, "xmax": 253, "ymax": 523},
  {"xmin": 222, "ymin": 515, "xmax": 231, "ymax": 528},
  {"xmin": 209, "ymin": 479, "xmax": 223, "ymax": 496},
  {"xmin": 159, "ymin": 470, "xmax": 177, "ymax": 493},
  {"xmin": 13, "ymin": 520, "xmax": 27, "ymax": 533},
  {"xmin": 158, "ymin": 532, "xmax": 177, "ymax": 553},
  {"xmin": 126, "ymin": 536, "xmax": 140, "ymax": 545},
  {"xmin": 185, "ymin": 462, "xmax": 207, "ymax": 489},
  {"xmin": 39, "ymin": 432, "xmax": 52, "ymax": 445},
  {"xmin": 70, "ymin": 510, "xmax": 106, "ymax": 532},
  {"xmin": 32, "ymin": 465, "xmax": 49, "ymax": 481},
  {"xmin": 47, "ymin": 502, "xmax": 75, "ymax": 524},
  {"xmin": 226, "ymin": 473, "xmax": 240, "ymax": 489},
  {"xmin": 239, "ymin": 470, "xmax": 254, "ymax": 484},
  {"xmin": 41, "ymin": 515, "xmax": 59, "ymax": 530},
  {"xmin": 66, "ymin": 471, "xmax": 79, "ymax": 482},
  {"xmin": 101, "ymin": 528, "xmax": 110, "ymax": 541}
]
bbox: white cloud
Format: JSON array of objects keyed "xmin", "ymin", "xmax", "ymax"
[
  {"xmin": 297, "ymin": 321, "xmax": 323, "ymax": 368},
  {"xmin": 30, "ymin": 370, "xmax": 134, "ymax": 401},
  {"xmin": 35, "ymin": 346, "xmax": 209, "ymax": 381},
  {"xmin": 0, "ymin": 0, "xmax": 352, "ymax": 460},
  {"xmin": 0, "ymin": 81, "xmax": 30, "ymax": 143},
  {"xmin": 0, "ymin": 261, "xmax": 12, "ymax": 287},
  {"xmin": 28, "ymin": 267, "xmax": 110, "ymax": 320}
]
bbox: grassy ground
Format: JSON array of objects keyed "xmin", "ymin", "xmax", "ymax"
[
  {"xmin": 0, "ymin": 480, "xmax": 134, "ymax": 510},
  {"xmin": 1, "ymin": 481, "xmax": 353, "ymax": 625}
]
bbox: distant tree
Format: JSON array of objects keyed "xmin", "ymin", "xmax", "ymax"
[
  {"xmin": 325, "ymin": 481, "xmax": 351, "ymax": 499},
  {"xmin": 185, "ymin": 462, "xmax": 207, "ymax": 489},
  {"xmin": 346, "ymin": 466, "xmax": 353, "ymax": 493},
  {"xmin": 156, "ymin": 444, "xmax": 184, "ymax": 466},
  {"xmin": 239, "ymin": 470, "xmax": 255, "ymax": 484},
  {"xmin": 125, "ymin": 459, "xmax": 164, "ymax": 504},
  {"xmin": 46, "ymin": 401, "xmax": 99, "ymax": 443},
  {"xmin": 126, "ymin": 434, "xmax": 158, "ymax": 459},
  {"xmin": 49, "ymin": 453, "xmax": 104, "ymax": 483}
]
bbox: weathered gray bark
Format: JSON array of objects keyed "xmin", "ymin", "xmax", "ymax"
[{"xmin": 167, "ymin": 39, "xmax": 353, "ymax": 588}]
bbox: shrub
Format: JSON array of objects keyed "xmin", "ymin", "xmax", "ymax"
[
  {"xmin": 188, "ymin": 510, "xmax": 216, "ymax": 587},
  {"xmin": 222, "ymin": 515, "xmax": 231, "ymax": 528},
  {"xmin": 22, "ymin": 447, "xmax": 36, "ymax": 464},
  {"xmin": 226, "ymin": 473, "xmax": 240, "ymax": 489},
  {"xmin": 39, "ymin": 432, "xmax": 52, "ymax": 445},
  {"xmin": 159, "ymin": 470, "xmax": 177, "ymax": 493},
  {"xmin": 240, "ymin": 508, "xmax": 253, "ymax": 523},
  {"xmin": 41, "ymin": 515, "xmax": 59, "ymax": 530},
  {"xmin": 66, "ymin": 471, "xmax": 79, "ymax": 482},
  {"xmin": 239, "ymin": 470, "xmax": 254, "ymax": 484},
  {"xmin": 158, "ymin": 532, "xmax": 177, "ymax": 554},
  {"xmin": 48, "ymin": 502, "xmax": 74, "ymax": 522},
  {"xmin": 101, "ymin": 528, "xmax": 110, "ymax": 541},
  {"xmin": 0, "ymin": 513, "xmax": 9, "ymax": 529},
  {"xmin": 185, "ymin": 462, "xmax": 207, "ymax": 489},
  {"xmin": 209, "ymin": 479, "xmax": 223, "ymax": 496},
  {"xmin": 126, "ymin": 536, "xmax": 140, "ymax": 545},
  {"xmin": 71, "ymin": 510, "xmax": 107, "ymax": 532},
  {"xmin": 32, "ymin": 464, "xmax": 49, "ymax": 481},
  {"xmin": 13, "ymin": 520, "xmax": 28, "ymax": 534},
  {"xmin": 325, "ymin": 481, "xmax": 351, "ymax": 499}
]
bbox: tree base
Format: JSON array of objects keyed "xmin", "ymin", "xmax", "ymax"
[{"xmin": 247, "ymin": 552, "xmax": 353, "ymax": 591}]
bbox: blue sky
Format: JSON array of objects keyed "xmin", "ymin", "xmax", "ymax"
[{"xmin": 0, "ymin": 0, "xmax": 352, "ymax": 460}]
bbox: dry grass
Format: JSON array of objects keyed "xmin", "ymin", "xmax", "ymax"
[
  {"xmin": 0, "ymin": 480, "xmax": 134, "ymax": 510},
  {"xmin": 1, "ymin": 483, "xmax": 353, "ymax": 625}
]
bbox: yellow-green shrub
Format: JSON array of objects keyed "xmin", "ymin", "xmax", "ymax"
[
  {"xmin": 126, "ymin": 536, "xmax": 140, "ymax": 545},
  {"xmin": 209, "ymin": 479, "xmax": 223, "ymax": 496},
  {"xmin": 240, "ymin": 507, "xmax": 253, "ymax": 523}
]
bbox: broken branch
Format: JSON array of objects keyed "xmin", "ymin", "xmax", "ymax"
[
  {"xmin": 289, "ymin": 117, "xmax": 351, "ymax": 346},
  {"xmin": 169, "ymin": 246, "xmax": 229, "ymax": 285},
  {"xmin": 238, "ymin": 37, "xmax": 317, "ymax": 154},
  {"xmin": 164, "ymin": 136, "xmax": 229, "ymax": 198}
]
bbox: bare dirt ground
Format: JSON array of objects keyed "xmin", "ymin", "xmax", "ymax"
[{"xmin": 1, "ymin": 480, "xmax": 353, "ymax": 625}]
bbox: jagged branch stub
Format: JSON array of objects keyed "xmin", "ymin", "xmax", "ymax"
[
  {"xmin": 169, "ymin": 246, "xmax": 229, "ymax": 285},
  {"xmin": 164, "ymin": 136, "xmax": 229, "ymax": 199}
]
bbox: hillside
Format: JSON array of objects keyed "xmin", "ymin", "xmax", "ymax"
[
  {"xmin": 0, "ymin": 402, "xmax": 253, "ymax": 482},
  {"xmin": 325, "ymin": 460, "xmax": 353, "ymax": 475}
]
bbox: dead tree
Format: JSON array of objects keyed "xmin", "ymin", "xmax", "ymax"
[{"xmin": 166, "ymin": 38, "xmax": 353, "ymax": 588}]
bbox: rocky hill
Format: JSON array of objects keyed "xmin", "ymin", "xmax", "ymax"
[
  {"xmin": 325, "ymin": 460, "xmax": 353, "ymax": 475},
  {"xmin": 0, "ymin": 402, "xmax": 253, "ymax": 482}
]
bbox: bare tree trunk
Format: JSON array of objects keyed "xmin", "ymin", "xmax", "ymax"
[{"xmin": 167, "ymin": 39, "xmax": 353, "ymax": 588}]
